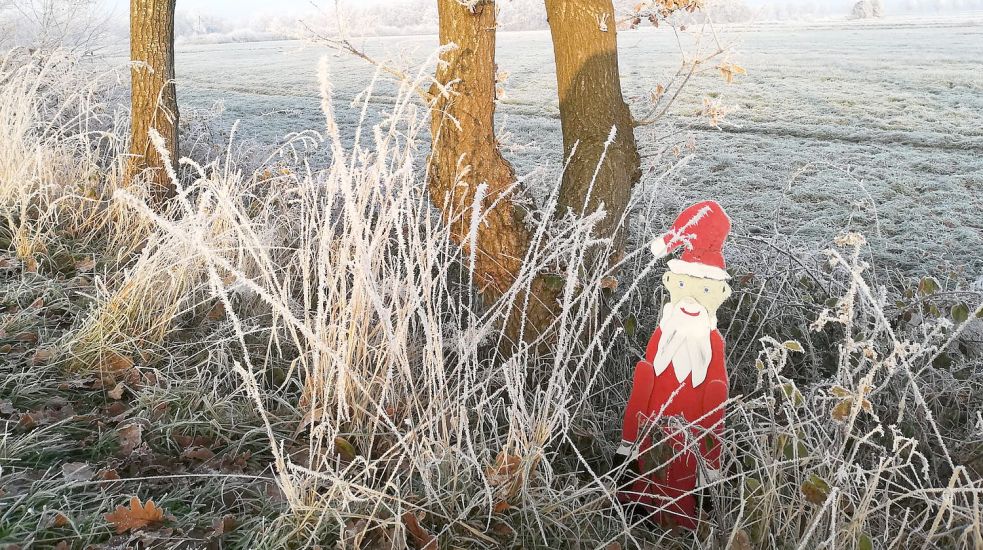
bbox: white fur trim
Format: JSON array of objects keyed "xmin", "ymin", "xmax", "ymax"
[
  {"xmin": 667, "ymin": 259, "xmax": 729, "ymax": 280},
  {"xmin": 650, "ymin": 234, "xmax": 669, "ymax": 259},
  {"xmin": 616, "ymin": 441, "xmax": 639, "ymax": 460}
]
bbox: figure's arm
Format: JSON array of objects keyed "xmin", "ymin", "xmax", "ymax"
[
  {"xmin": 698, "ymin": 334, "xmax": 728, "ymax": 470},
  {"xmin": 644, "ymin": 326, "xmax": 662, "ymax": 364},
  {"xmin": 616, "ymin": 329, "xmax": 662, "ymax": 458},
  {"xmin": 700, "ymin": 379, "xmax": 727, "ymax": 469}
]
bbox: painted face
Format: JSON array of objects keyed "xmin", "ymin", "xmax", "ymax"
[{"xmin": 661, "ymin": 271, "xmax": 732, "ymax": 320}]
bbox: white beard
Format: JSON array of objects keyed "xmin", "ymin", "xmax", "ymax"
[{"xmin": 651, "ymin": 298, "xmax": 715, "ymax": 388}]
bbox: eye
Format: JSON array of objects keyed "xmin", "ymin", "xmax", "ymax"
[
  {"xmin": 704, "ymin": 287, "xmax": 710, "ymax": 294},
  {"xmin": 678, "ymin": 281, "xmax": 685, "ymax": 288}
]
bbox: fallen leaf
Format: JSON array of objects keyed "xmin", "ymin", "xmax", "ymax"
[
  {"xmin": 53, "ymin": 513, "xmax": 70, "ymax": 528},
  {"xmin": 211, "ymin": 515, "xmax": 237, "ymax": 536},
  {"xmin": 486, "ymin": 452, "xmax": 522, "ymax": 486},
  {"xmin": 117, "ymin": 423, "xmax": 143, "ymax": 456},
  {"xmin": 219, "ymin": 451, "xmax": 251, "ymax": 474},
  {"xmin": 205, "ymin": 301, "xmax": 226, "ymax": 321},
  {"xmin": 173, "ymin": 433, "xmax": 213, "ymax": 449},
  {"xmin": 493, "ymin": 500, "xmax": 511, "ymax": 514},
  {"xmin": 732, "ymin": 529, "xmax": 753, "ymax": 550},
  {"xmin": 104, "ymin": 496, "xmax": 166, "ymax": 534},
  {"xmin": 264, "ymin": 481, "xmax": 286, "ymax": 503},
  {"xmin": 181, "ymin": 447, "xmax": 216, "ymax": 461},
  {"xmin": 54, "ymin": 542, "xmax": 69, "ymax": 550},
  {"xmin": 14, "ymin": 331, "xmax": 38, "ymax": 344},
  {"xmin": 62, "ymin": 462, "xmax": 94, "ymax": 482},
  {"xmin": 98, "ymin": 469, "xmax": 121, "ymax": 481},
  {"xmin": 17, "ymin": 412, "xmax": 39, "ymax": 430},
  {"xmin": 107, "ymin": 384, "xmax": 125, "ymax": 400},
  {"xmin": 342, "ymin": 518, "xmax": 370, "ymax": 548},
  {"xmin": 101, "ymin": 351, "xmax": 134, "ymax": 372},
  {"xmin": 490, "ymin": 520, "xmax": 514, "ymax": 538},
  {"xmin": 31, "ymin": 349, "xmax": 54, "ymax": 365},
  {"xmin": 150, "ymin": 402, "xmax": 169, "ymax": 421},
  {"xmin": 106, "ymin": 401, "xmax": 128, "ymax": 417},
  {"xmin": 0, "ymin": 400, "xmax": 14, "ymax": 414},
  {"xmin": 74, "ymin": 257, "xmax": 96, "ymax": 271},
  {"xmin": 402, "ymin": 511, "xmax": 437, "ymax": 550}
]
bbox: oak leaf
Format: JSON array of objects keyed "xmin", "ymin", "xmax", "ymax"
[{"xmin": 104, "ymin": 496, "xmax": 166, "ymax": 534}]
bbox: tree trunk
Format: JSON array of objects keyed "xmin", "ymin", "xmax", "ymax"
[
  {"xmin": 545, "ymin": 0, "xmax": 641, "ymax": 265},
  {"xmin": 128, "ymin": 0, "xmax": 178, "ymax": 203},
  {"xmin": 430, "ymin": 0, "xmax": 557, "ymax": 343}
]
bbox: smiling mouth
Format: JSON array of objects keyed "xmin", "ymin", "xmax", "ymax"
[{"xmin": 680, "ymin": 307, "xmax": 701, "ymax": 317}]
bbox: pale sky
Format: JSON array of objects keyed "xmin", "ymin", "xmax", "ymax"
[
  {"xmin": 108, "ymin": 0, "xmax": 392, "ymax": 17},
  {"xmin": 109, "ymin": 0, "xmax": 849, "ymax": 18},
  {"xmin": 105, "ymin": 0, "xmax": 973, "ymax": 22}
]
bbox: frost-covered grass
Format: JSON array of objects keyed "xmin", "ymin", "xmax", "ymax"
[{"xmin": 2, "ymin": 39, "xmax": 982, "ymax": 550}]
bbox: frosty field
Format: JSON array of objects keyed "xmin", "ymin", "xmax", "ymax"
[{"xmin": 124, "ymin": 15, "xmax": 983, "ymax": 281}]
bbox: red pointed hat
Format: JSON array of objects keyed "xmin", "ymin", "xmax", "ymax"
[{"xmin": 650, "ymin": 200, "xmax": 731, "ymax": 280}]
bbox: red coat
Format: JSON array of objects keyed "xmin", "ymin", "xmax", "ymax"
[{"xmin": 619, "ymin": 326, "xmax": 727, "ymax": 529}]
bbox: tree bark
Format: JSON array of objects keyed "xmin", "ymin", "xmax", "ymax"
[
  {"xmin": 430, "ymin": 0, "xmax": 557, "ymax": 343},
  {"xmin": 128, "ymin": 0, "xmax": 179, "ymax": 203},
  {"xmin": 545, "ymin": 0, "xmax": 641, "ymax": 264}
]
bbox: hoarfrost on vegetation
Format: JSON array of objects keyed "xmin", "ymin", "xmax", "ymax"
[{"xmin": 1, "ymin": 7, "xmax": 982, "ymax": 549}]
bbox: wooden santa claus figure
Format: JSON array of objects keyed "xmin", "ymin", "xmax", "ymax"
[{"xmin": 615, "ymin": 200, "xmax": 733, "ymax": 530}]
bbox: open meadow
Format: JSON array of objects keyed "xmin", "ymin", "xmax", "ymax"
[{"xmin": 155, "ymin": 15, "xmax": 983, "ymax": 276}]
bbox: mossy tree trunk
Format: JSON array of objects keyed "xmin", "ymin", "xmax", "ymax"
[
  {"xmin": 545, "ymin": 0, "xmax": 641, "ymax": 265},
  {"xmin": 128, "ymin": 0, "xmax": 179, "ymax": 204},
  {"xmin": 430, "ymin": 0, "xmax": 558, "ymax": 343}
]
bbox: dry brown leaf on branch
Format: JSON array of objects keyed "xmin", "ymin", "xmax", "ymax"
[
  {"xmin": 104, "ymin": 496, "xmax": 166, "ymax": 534},
  {"xmin": 650, "ymin": 83, "xmax": 666, "ymax": 103},
  {"xmin": 717, "ymin": 62, "xmax": 747, "ymax": 84}
]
